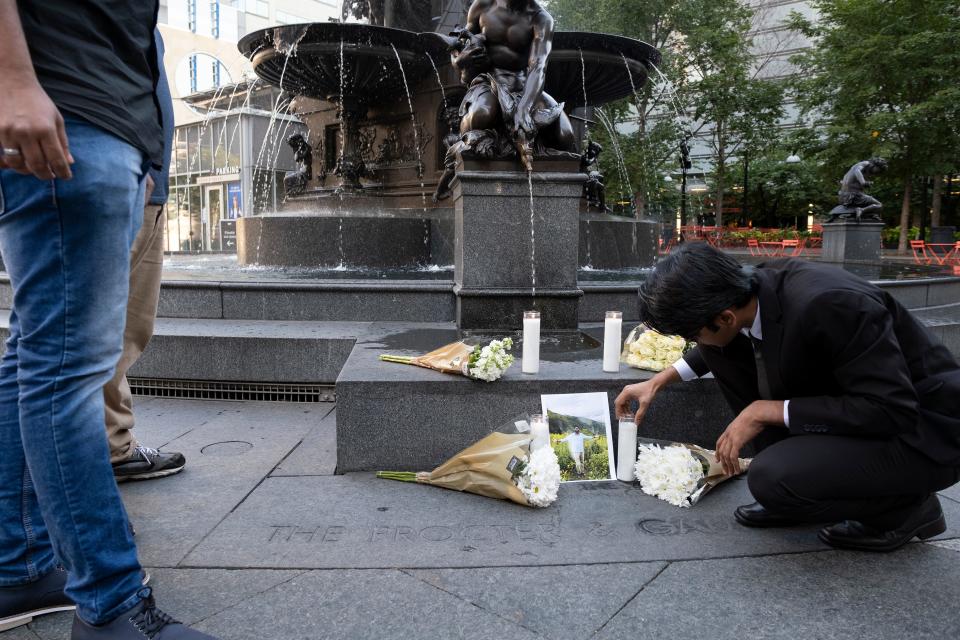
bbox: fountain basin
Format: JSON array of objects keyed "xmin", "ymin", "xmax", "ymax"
[
  {"xmin": 238, "ymin": 23, "xmax": 449, "ymax": 103},
  {"xmin": 237, "ymin": 209, "xmax": 454, "ymax": 269},
  {"xmin": 548, "ymin": 32, "xmax": 662, "ymax": 107}
]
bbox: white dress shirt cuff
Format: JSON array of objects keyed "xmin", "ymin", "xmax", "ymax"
[
  {"xmin": 672, "ymin": 359, "xmax": 699, "ymax": 382},
  {"xmin": 783, "ymin": 400, "xmax": 791, "ymax": 427}
]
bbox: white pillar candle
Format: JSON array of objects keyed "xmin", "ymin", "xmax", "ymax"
[
  {"xmin": 617, "ymin": 419, "xmax": 638, "ymax": 481},
  {"xmin": 522, "ymin": 310, "xmax": 541, "ymax": 374},
  {"xmin": 603, "ymin": 311, "xmax": 623, "ymax": 373},
  {"xmin": 530, "ymin": 414, "xmax": 550, "ymax": 452}
]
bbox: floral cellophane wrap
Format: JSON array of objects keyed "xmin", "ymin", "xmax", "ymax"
[
  {"xmin": 379, "ymin": 339, "xmax": 515, "ymax": 382},
  {"xmin": 634, "ymin": 438, "xmax": 751, "ymax": 507},
  {"xmin": 620, "ymin": 324, "xmax": 694, "ymax": 372},
  {"xmin": 380, "ymin": 341, "xmax": 474, "ymax": 376},
  {"xmin": 377, "ymin": 416, "xmax": 560, "ymax": 508}
]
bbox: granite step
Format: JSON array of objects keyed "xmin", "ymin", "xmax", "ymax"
[{"xmin": 0, "ymin": 311, "xmax": 365, "ymax": 385}]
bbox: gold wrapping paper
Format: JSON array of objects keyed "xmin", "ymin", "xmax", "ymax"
[
  {"xmin": 379, "ymin": 432, "xmax": 534, "ymax": 506},
  {"xmin": 380, "ymin": 342, "xmax": 473, "ymax": 376}
]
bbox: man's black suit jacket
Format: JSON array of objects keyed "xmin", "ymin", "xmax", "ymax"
[{"xmin": 680, "ymin": 259, "xmax": 960, "ymax": 466}]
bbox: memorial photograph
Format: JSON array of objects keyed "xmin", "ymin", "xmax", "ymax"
[{"xmin": 541, "ymin": 392, "xmax": 616, "ymax": 482}]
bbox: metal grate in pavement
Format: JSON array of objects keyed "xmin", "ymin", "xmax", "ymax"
[{"xmin": 128, "ymin": 377, "xmax": 335, "ymax": 403}]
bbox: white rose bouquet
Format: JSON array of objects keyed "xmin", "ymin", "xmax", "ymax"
[
  {"xmin": 620, "ymin": 324, "xmax": 693, "ymax": 372},
  {"xmin": 634, "ymin": 440, "xmax": 750, "ymax": 508},
  {"xmin": 378, "ymin": 416, "xmax": 561, "ymax": 508},
  {"xmin": 380, "ymin": 338, "xmax": 514, "ymax": 382}
]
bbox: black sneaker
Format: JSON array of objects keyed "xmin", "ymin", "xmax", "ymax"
[
  {"xmin": 113, "ymin": 445, "xmax": 186, "ymax": 483},
  {"xmin": 71, "ymin": 588, "xmax": 218, "ymax": 639},
  {"xmin": 0, "ymin": 565, "xmax": 75, "ymax": 632}
]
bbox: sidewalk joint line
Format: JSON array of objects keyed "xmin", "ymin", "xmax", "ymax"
[
  {"xmin": 590, "ymin": 562, "xmax": 671, "ymax": 637},
  {"xmin": 399, "ymin": 568, "xmax": 545, "ymax": 637}
]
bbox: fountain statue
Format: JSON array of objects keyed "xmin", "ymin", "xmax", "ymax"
[
  {"xmin": 580, "ymin": 140, "xmax": 607, "ymax": 212},
  {"xmin": 826, "ymin": 157, "xmax": 888, "ymax": 223},
  {"xmin": 431, "ymin": 0, "xmax": 579, "ymax": 201},
  {"xmin": 283, "ymin": 133, "xmax": 313, "ymax": 196},
  {"xmin": 235, "ymin": 0, "xmax": 661, "ymax": 326}
]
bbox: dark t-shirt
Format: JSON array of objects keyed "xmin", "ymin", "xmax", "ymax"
[{"xmin": 17, "ymin": 1, "xmax": 163, "ymax": 166}]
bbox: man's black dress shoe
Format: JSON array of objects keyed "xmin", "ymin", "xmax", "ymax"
[
  {"xmin": 734, "ymin": 502, "xmax": 801, "ymax": 528},
  {"xmin": 818, "ymin": 495, "xmax": 947, "ymax": 553},
  {"xmin": 0, "ymin": 565, "xmax": 74, "ymax": 632}
]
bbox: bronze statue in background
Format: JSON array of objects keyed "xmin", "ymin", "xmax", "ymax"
[
  {"xmin": 433, "ymin": 0, "xmax": 578, "ymax": 201},
  {"xmin": 580, "ymin": 140, "xmax": 607, "ymax": 212},
  {"xmin": 827, "ymin": 157, "xmax": 888, "ymax": 222},
  {"xmin": 283, "ymin": 133, "xmax": 313, "ymax": 196}
]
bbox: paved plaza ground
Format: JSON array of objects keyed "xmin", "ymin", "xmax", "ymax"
[{"xmin": 6, "ymin": 398, "xmax": 960, "ymax": 640}]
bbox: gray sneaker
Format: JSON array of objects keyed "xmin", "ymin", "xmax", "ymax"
[
  {"xmin": 0, "ymin": 565, "xmax": 74, "ymax": 632},
  {"xmin": 113, "ymin": 445, "xmax": 186, "ymax": 482},
  {"xmin": 71, "ymin": 589, "xmax": 218, "ymax": 639}
]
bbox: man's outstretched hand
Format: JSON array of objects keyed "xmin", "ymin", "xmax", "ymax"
[
  {"xmin": 615, "ymin": 380, "xmax": 659, "ymax": 426},
  {"xmin": 0, "ymin": 80, "xmax": 73, "ymax": 180},
  {"xmin": 715, "ymin": 400, "xmax": 785, "ymax": 476}
]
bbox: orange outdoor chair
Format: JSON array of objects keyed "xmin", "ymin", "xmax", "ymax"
[
  {"xmin": 781, "ymin": 238, "xmax": 803, "ymax": 257},
  {"xmin": 910, "ymin": 240, "xmax": 931, "ymax": 265},
  {"xmin": 747, "ymin": 238, "xmax": 761, "ymax": 256},
  {"xmin": 946, "ymin": 242, "xmax": 960, "ymax": 266}
]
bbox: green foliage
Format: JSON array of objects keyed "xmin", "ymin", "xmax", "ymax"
[
  {"xmin": 548, "ymin": 0, "xmax": 785, "ymax": 225},
  {"xmin": 788, "ymin": 0, "xmax": 960, "ymax": 245},
  {"xmin": 546, "ymin": 409, "xmax": 604, "ymax": 435},
  {"xmin": 551, "ymin": 433, "xmax": 611, "ymax": 481}
]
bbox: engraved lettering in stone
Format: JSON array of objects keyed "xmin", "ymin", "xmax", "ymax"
[
  {"xmin": 462, "ymin": 525, "xmax": 494, "ymax": 542},
  {"xmin": 538, "ymin": 523, "xmax": 560, "ymax": 545},
  {"xmin": 370, "ymin": 525, "xmax": 395, "ymax": 543},
  {"xmin": 268, "ymin": 526, "xmax": 298, "ymax": 543},
  {"xmin": 420, "ymin": 526, "xmax": 454, "ymax": 542},
  {"xmin": 291, "ymin": 527, "xmax": 318, "ymax": 543},
  {"xmin": 322, "ymin": 526, "xmax": 346, "ymax": 542},
  {"xmin": 396, "ymin": 526, "xmax": 416, "ymax": 542},
  {"xmin": 636, "ymin": 517, "xmax": 732, "ymax": 536},
  {"xmin": 515, "ymin": 524, "xmax": 539, "ymax": 541},
  {"xmin": 493, "ymin": 525, "xmax": 515, "ymax": 543}
]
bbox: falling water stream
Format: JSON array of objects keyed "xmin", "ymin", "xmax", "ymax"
[
  {"xmin": 528, "ymin": 170, "xmax": 536, "ymax": 298},
  {"xmin": 426, "ymin": 53, "xmax": 448, "ymax": 111},
  {"xmin": 391, "ymin": 44, "xmax": 428, "ymax": 213}
]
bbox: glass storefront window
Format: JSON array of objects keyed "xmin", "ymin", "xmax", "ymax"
[
  {"xmin": 199, "ymin": 124, "xmax": 213, "ymax": 174},
  {"xmin": 188, "ymin": 186, "xmax": 202, "ymax": 251}
]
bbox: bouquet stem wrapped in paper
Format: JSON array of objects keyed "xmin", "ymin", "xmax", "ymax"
[
  {"xmin": 380, "ymin": 338, "xmax": 514, "ymax": 382},
  {"xmin": 634, "ymin": 439, "xmax": 750, "ymax": 508},
  {"xmin": 377, "ymin": 417, "xmax": 561, "ymax": 508}
]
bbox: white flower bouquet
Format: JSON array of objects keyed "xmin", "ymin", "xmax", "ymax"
[
  {"xmin": 620, "ymin": 324, "xmax": 693, "ymax": 372},
  {"xmin": 378, "ymin": 416, "xmax": 561, "ymax": 508},
  {"xmin": 380, "ymin": 338, "xmax": 515, "ymax": 382},
  {"xmin": 634, "ymin": 440, "xmax": 750, "ymax": 508}
]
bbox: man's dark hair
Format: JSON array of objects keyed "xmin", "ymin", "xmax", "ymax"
[{"xmin": 639, "ymin": 243, "xmax": 759, "ymax": 339}]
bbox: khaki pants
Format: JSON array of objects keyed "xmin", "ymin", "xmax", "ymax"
[{"xmin": 103, "ymin": 204, "xmax": 165, "ymax": 463}]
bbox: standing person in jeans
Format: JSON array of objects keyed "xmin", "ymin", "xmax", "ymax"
[
  {"xmin": 107, "ymin": 29, "xmax": 187, "ymax": 484},
  {"xmin": 0, "ymin": 2, "xmax": 217, "ymax": 638}
]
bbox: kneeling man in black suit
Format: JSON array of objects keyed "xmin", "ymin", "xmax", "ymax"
[{"xmin": 616, "ymin": 243, "xmax": 960, "ymax": 552}]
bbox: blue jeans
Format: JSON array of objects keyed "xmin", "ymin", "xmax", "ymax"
[{"xmin": 0, "ymin": 116, "xmax": 147, "ymax": 624}]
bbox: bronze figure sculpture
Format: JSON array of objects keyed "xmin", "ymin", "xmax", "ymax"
[
  {"xmin": 827, "ymin": 157, "xmax": 888, "ymax": 223},
  {"xmin": 433, "ymin": 0, "xmax": 578, "ymax": 201},
  {"xmin": 283, "ymin": 133, "xmax": 313, "ymax": 196}
]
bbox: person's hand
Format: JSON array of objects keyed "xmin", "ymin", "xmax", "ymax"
[
  {"xmin": 144, "ymin": 174, "xmax": 155, "ymax": 208},
  {"xmin": 714, "ymin": 404, "xmax": 766, "ymax": 476},
  {"xmin": 614, "ymin": 380, "xmax": 659, "ymax": 427},
  {"xmin": 0, "ymin": 80, "xmax": 73, "ymax": 180}
]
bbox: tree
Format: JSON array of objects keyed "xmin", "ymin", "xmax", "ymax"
[
  {"xmin": 673, "ymin": 0, "xmax": 785, "ymax": 227},
  {"xmin": 789, "ymin": 0, "xmax": 960, "ymax": 253},
  {"xmin": 548, "ymin": 0, "xmax": 787, "ymax": 226}
]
